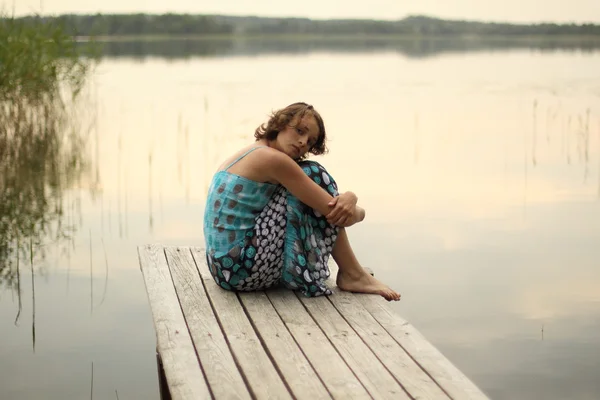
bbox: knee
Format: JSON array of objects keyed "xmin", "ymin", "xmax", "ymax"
[
  {"xmin": 297, "ymin": 160, "xmax": 338, "ymax": 196},
  {"xmin": 298, "ymin": 161, "xmax": 330, "ymax": 182}
]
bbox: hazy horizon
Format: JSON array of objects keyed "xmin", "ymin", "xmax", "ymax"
[{"xmin": 4, "ymin": 0, "xmax": 600, "ymax": 24}]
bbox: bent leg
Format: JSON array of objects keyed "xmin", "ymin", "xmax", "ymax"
[
  {"xmin": 280, "ymin": 160, "xmax": 339, "ymax": 296},
  {"xmin": 281, "ymin": 160, "xmax": 400, "ymax": 301},
  {"xmin": 298, "ymin": 160, "xmax": 339, "ymax": 197},
  {"xmin": 332, "ymin": 228, "xmax": 401, "ymax": 301}
]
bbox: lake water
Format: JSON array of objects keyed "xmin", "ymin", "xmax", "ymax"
[{"xmin": 1, "ymin": 37, "xmax": 599, "ymax": 399}]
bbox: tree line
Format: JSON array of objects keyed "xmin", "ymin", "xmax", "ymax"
[{"xmin": 7, "ymin": 13, "xmax": 600, "ymax": 37}]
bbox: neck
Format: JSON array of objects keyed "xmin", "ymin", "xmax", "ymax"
[{"xmin": 257, "ymin": 139, "xmax": 272, "ymax": 148}]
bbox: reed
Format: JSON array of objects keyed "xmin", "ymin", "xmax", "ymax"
[
  {"xmin": 0, "ymin": 11, "xmax": 96, "ymax": 287},
  {"xmin": 0, "ymin": 12, "xmax": 93, "ymax": 103}
]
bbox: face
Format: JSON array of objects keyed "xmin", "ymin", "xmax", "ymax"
[{"xmin": 272, "ymin": 113, "xmax": 320, "ymax": 160}]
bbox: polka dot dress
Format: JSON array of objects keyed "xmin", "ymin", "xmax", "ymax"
[{"xmin": 204, "ymin": 153, "xmax": 339, "ymax": 297}]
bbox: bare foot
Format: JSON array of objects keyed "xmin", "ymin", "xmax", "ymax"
[{"xmin": 336, "ymin": 271, "xmax": 401, "ymax": 301}]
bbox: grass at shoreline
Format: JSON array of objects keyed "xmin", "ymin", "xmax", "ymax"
[
  {"xmin": 0, "ymin": 14, "xmax": 95, "ymax": 102},
  {"xmin": 0, "ymin": 13, "xmax": 95, "ymax": 286}
]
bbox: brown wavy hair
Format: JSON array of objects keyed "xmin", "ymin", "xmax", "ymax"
[{"xmin": 254, "ymin": 102, "xmax": 328, "ymax": 158}]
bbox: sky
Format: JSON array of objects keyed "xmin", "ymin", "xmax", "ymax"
[{"xmin": 5, "ymin": 0, "xmax": 600, "ymax": 24}]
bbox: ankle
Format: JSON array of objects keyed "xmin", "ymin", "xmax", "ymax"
[{"xmin": 337, "ymin": 267, "xmax": 365, "ymax": 280}]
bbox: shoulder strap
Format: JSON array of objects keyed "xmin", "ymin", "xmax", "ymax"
[{"xmin": 224, "ymin": 146, "xmax": 267, "ymax": 171}]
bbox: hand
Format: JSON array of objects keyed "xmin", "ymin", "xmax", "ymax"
[{"xmin": 326, "ymin": 192, "xmax": 358, "ymax": 227}]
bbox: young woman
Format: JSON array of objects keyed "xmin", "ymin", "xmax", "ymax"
[{"xmin": 203, "ymin": 102, "xmax": 400, "ymax": 301}]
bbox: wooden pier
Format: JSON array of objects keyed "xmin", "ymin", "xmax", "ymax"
[{"xmin": 138, "ymin": 245, "xmax": 489, "ymax": 400}]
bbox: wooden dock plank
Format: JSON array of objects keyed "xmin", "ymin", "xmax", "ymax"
[
  {"xmin": 328, "ymin": 288, "xmax": 450, "ymax": 400},
  {"xmin": 138, "ymin": 245, "xmax": 212, "ymax": 400},
  {"xmin": 190, "ymin": 248, "xmax": 292, "ymax": 400},
  {"xmin": 164, "ymin": 247, "xmax": 251, "ymax": 400},
  {"xmin": 140, "ymin": 247, "xmax": 488, "ymax": 400},
  {"xmin": 238, "ymin": 291, "xmax": 332, "ymax": 399},
  {"xmin": 298, "ymin": 294, "xmax": 411, "ymax": 400},
  {"xmin": 359, "ymin": 295, "xmax": 489, "ymax": 400},
  {"xmin": 327, "ymin": 260, "xmax": 488, "ymax": 399},
  {"xmin": 267, "ymin": 288, "xmax": 373, "ymax": 399}
]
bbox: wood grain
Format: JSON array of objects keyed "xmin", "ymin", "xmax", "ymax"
[
  {"xmin": 359, "ymin": 295, "xmax": 490, "ymax": 400},
  {"xmin": 165, "ymin": 247, "xmax": 251, "ymax": 400},
  {"xmin": 141, "ymin": 246, "xmax": 488, "ymax": 400},
  {"xmin": 138, "ymin": 244, "xmax": 211, "ymax": 400},
  {"xmin": 239, "ymin": 291, "xmax": 331, "ymax": 399},
  {"xmin": 328, "ymin": 288, "xmax": 450, "ymax": 399},
  {"xmin": 267, "ymin": 288, "xmax": 372, "ymax": 399},
  {"xmin": 190, "ymin": 248, "xmax": 292, "ymax": 400},
  {"xmin": 299, "ymin": 294, "xmax": 410, "ymax": 399}
]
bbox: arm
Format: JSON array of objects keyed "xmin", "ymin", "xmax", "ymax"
[
  {"xmin": 327, "ymin": 192, "xmax": 366, "ymax": 227},
  {"xmin": 263, "ymin": 151, "xmax": 334, "ymax": 216}
]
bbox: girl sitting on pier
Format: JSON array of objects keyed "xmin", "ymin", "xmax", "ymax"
[{"xmin": 203, "ymin": 102, "xmax": 400, "ymax": 301}]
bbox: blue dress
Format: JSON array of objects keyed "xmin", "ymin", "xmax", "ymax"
[{"xmin": 203, "ymin": 147, "xmax": 339, "ymax": 297}]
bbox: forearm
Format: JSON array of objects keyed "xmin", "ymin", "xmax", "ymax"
[{"xmin": 268, "ymin": 152, "xmax": 334, "ymax": 215}]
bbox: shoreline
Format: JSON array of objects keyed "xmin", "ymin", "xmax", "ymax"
[{"xmin": 79, "ymin": 33, "xmax": 600, "ymax": 43}]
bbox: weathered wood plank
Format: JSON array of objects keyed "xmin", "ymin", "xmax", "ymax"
[
  {"xmin": 238, "ymin": 291, "xmax": 332, "ymax": 399},
  {"xmin": 165, "ymin": 247, "xmax": 251, "ymax": 400},
  {"xmin": 359, "ymin": 296, "xmax": 490, "ymax": 400},
  {"xmin": 190, "ymin": 248, "xmax": 292, "ymax": 400},
  {"xmin": 328, "ymin": 288, "xmax": 450, "ymax": 399},
  {"xmin": 298, "ymin": 295, "xmax": 411, "ymax": 399},
  {"xmin": 143, "ymin": 247, "xmax": 486, "ymax": 400},
  {"xmin": 138, "ymin": 245, "xmax": 211, "ymax": 400},
  {"xmin": 328, "ymin": 261, "xmax": 487, "ymax": 399},
  {"xmin": 267, "ymin": 288, "xmax": 372, "ymax": 399}
]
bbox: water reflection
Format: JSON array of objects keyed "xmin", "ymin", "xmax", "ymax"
[
  {"xmin": 526, "ymin": 99, "xmax": 598, "ymax": 202},
  {"xmin": 0, "ymin": 85, "xmax": 96, "ymax": 347},
  {"xmin": 1, "ymin": 41, "xmax": 599, "ymax": 399},
  {"xmin": 89, "ymin": 36, "xmax": 600, "ymax": 60}
]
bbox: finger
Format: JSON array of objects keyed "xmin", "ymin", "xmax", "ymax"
[
  {"xmin": 327, "ymin": 210, "xmax": 338, "ymax": 222},
  {"xmin": 334, "ymin": 215, "xmax": 347, "ymax": 226},
  {"xmin": 328, "ymin": 196, "xmax": 338, "ymax": 206},
  {"xmin": 337, "ymin": 212, "xmax": 351, "ymax": 224},
  {"xmin": 329, "ymin": 206, "xmax": 343, "ymax": 221}
]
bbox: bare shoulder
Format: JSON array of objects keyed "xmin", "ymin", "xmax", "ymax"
[
  {"xmin": 220, "ymin": 145, "xmax": 297, "ymax": 184},
  {"xmin": 251, "ymin": 147, "xmax": 306, "ymax": 184},
  {"xmin": 218, "ymin": 145, "xmax": 276, "ymax": 170},
  {"xmin": 252, "ymin": 146, "xmax": 297, "ymax": 170}
]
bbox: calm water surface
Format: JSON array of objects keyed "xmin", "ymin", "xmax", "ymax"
[{"xmin": 1, "ymin": 39, "xmax": 599, "ymax": 399}]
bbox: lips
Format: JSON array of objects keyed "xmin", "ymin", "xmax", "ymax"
[{"xmin": 291, "ymin": 145, "xmax": 300, "ymax": 156}]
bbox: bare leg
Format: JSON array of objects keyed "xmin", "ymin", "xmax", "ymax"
[{"xmin": 332, "ymin": 228, "xmax": 401, "ymax": 301}]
